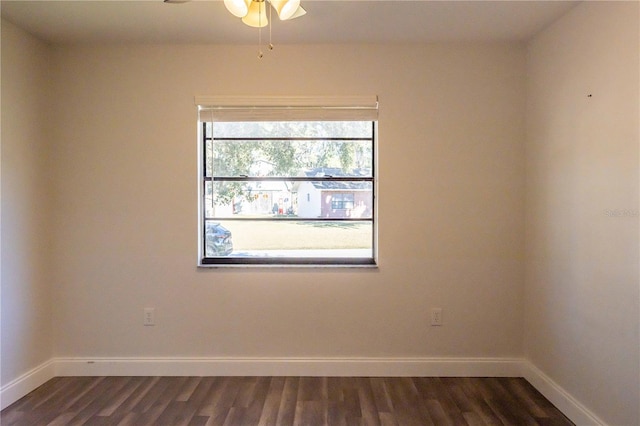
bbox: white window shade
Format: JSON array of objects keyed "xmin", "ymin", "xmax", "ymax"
[{"xmin": 195, "ymin": 95, "xmax": 378, "ymax": 122}]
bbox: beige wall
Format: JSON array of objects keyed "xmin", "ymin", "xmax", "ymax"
[
  {"xmin": 47, "ymin": 43, "xmax": 526, "ymax": 359},
  {"xmin": 525, "ymin": 2, "xmax": 639, "ymax": 425},
  {"xmin": 1, "ymin": 20, "xmax": 54, "ymax": 385}
]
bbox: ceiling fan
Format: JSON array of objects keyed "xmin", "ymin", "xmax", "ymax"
[
  {"xmin": 163, "ymin": 0, "xmax": 306, "ymax": 27},
  {"xmin": 163, "ymin": 0, "xmax": 306, "ymax": 57}
]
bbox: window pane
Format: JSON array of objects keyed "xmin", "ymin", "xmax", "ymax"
[
  {"xmin": 213, "ymin": 121, "xmax": 372, "ymax": 139},
  {"xmin": 204, "ymin": 137, "xmax": 213, "ymax": 177},
  {"xmin": 209, "ymin": 139, "xmax": 372, "ymax": 177},
  {"xmin": 213, "ymin": 220, "xmax": 372, "ymax": 258},
  {"xmin": 204, "ymin": 220, "xmax": 234, "ymax": 257},
  {"xmin": 207, "ymin": 181, "xmax": 373, "ymax": 219},
  {"xmin": 201, "ymin": 117, "xmax": 376, "ymax": 266},
  {"xmin": 204, "ymin": 181, "xmax": 214, "ymax": 218}
]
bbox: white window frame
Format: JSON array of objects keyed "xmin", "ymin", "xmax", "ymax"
[{"xmin": 196, "ymin": 96, "xmax": 378, "ymax": 267}]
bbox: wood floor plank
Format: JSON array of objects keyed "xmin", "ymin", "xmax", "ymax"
[
  {"xmin": 325, "ymin": 377, "xmax": 343, "ymax": 404},
  {"xmin": 1, "ymin": 376, "xmax": 574, "ymax": 426},
  {"xmin": 274, "ymin": 377, "xmax": 298, "ymax": 426},
  {"xmin": 342, "ymin": 386, "xmax": 361, "ymax": 421},
  {"xmin": 129, "ymin": 377, "xmax": 171, "ymax": 414},
  {"xmin": 113, "ymin": 411, "xmax": 140, "ymax": 426},
  {"xmin": 187, "ymin": 415, "xmax": 209, "ymax": 426},
  {"xmin": 377, "ymin": 411, "xmax": 398, "ymax": 426},
  {"xmin": 440, "ymin": 377, "xmax": 474, "ymax": 413},
  {"xmin": 294, "ymin": 401, "xmax": 324, "ymax": 426},
  {"xmin": 17, "ymin": 377, "xmax": 76, "ymax": 412},
  {"xmin": 196, "ymin": 377, "xmax": 225, "ymax": 418},
  {"xmin": 97, "ymin": 377, "xmax": 147, "ymax": 417},
  {"xmin": 297, "ymin": 377, "xmax": 324, "ymax": 403},
  {"xmin": 422, "ymin": 399, "xmax": 449, "ymax": 426},
  {"xmin": 356, "ymin": 378, "xmax": 381, "ymax": 426},
  {"xmin": 129, "ymin": 377, "xmax": 190, "ymax": 426},
  {"xmin": 112, "ymin": 377, "xmax": 161, "ymax": 416},
  {"xmin": 244, "ymin": 377, "xmax": 273, "ymax": 424},
  {"xmin": 458, "ymin": 377, "xmax": 505, "ymax": 425},
  {"xmin": 204, "ymin": 377, "xmax": 243, "ymax": 426},
  {"xmin": 176, "ymin": 377, "xmax": 204, "ymax": 403},
  {"xmin": 325, "ymin": 400, "xmax": 347, "ymax": 426},
  {"xmin": 461, "ymin": 411, "xmax": 486, "ymax": 426},
  {"xmin": 67, "ymin": 377, "xmax": 136, "ymax": 425},
  {"xmin": 155, "ymin": 400, "xmax": 198, "ymax": 426},
  {"xmin": 232, "ymin": 377, "xmax": 258, "ymax": 409},
  {"xmin": 429, "ymin": 378, "xmax": 469, "ymax": 425},
  {"xmin": 257, "ymin": 377, "xmax": 286, "ymax": 426},
  {"xmin": 369, "ymin": 377, "xmax": 393, "ymax": 414}
]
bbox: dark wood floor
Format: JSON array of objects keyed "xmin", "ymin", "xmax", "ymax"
[{"xmin": 1, "ymin": 376, "xmax": 574, "ymax": 426}]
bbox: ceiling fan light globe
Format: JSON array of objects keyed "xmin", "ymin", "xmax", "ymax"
[
  {"xmin": 224, "ymin": 0, "xmax": 249, "ymax": 18},
  {"xmin": 241, "ymin": 0, "xmax": 269, "ymax": 27},
  {"xmin": 271, "ymin": 0, "xmax": 300, "ymax": 20},
  {"xmin": 288, "ymin": 5, "xmax": 306, "ymax": 19}
]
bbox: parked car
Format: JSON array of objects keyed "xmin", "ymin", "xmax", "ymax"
[{"xmin": 205, "ymin": 222, "xmax": 233, "ymax": 256}]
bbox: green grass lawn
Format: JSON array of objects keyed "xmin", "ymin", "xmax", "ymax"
[{"xmin": 217, "ymin": 220, "xmax": 372, "ymax": 250}]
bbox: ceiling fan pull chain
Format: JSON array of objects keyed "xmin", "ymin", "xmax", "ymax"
[
  {"xmin": 268, "ymin": 1, "xmax": 274, "ymax": 50},
  {"xmin": 258, "ymin": 4, "xmax": 263, "ymax": 59}
]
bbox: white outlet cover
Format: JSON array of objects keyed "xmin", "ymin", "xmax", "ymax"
[
  {"xmin": 431, "ymin": 308, "xmax": 442, "ymax": 326},
  {"xmin": 144, "ymin": 307, "xmax": 155, "ymax": 326}
]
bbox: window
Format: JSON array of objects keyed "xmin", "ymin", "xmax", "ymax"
[
  {"xmin": 331, "ymin": 194, "xmax": 355, "ymax": 210},
  {"xmin": 197, "ymin": 96, "xmax": 378, "ymax": 266}
]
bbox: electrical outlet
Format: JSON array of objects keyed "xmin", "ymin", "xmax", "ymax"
[
  {"xmin": 431, "ymin": 308, "xmax": 443, "ymax": 326},
  {"xmin": 144, "ymin": 308, "xmax": 155, "ymax": 326}
]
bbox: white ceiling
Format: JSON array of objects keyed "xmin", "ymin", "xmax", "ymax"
[{"xmin": 1, "ymin": 0, "xmax": 579, "ymax": 45}]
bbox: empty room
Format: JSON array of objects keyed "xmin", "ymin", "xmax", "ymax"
[{"xmin": 1, "ymin": 0, "xmax": 638, "ymax": 425}]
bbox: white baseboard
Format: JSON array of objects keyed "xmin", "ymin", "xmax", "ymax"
[
  {"xmin": 53, "ymin": 356, "xmax": 524, "ymax": 378},
  {"xmin": 1, "ymin": 356, "xmax": 604, "ymax": 426},
  {"xmin": 0, "ymin": 359, "xmax": 56, "ymax": 410},
  {"xmin": 522, "ymin": 361, "xmax": 606, "ymax": 426}
]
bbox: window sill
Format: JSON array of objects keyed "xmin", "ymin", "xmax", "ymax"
[{"xmin": 197, "ymin": 262, "xmax": 379, "ymax": 269}]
